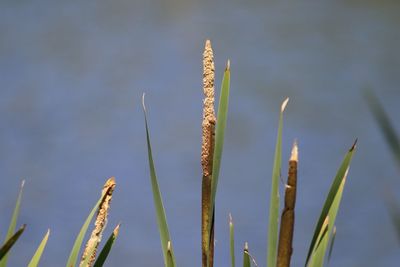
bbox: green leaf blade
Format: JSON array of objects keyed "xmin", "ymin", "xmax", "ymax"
[
  {"xmin": 93, "ymin": 224, "xmax": 120, "ymax": 267},
  {"xmin": 0, "ymin": 225, "xmax": 26, "ymax": 262},
  {"xmin": 229, "ymin": 214, "xmax": 235, "ymax": 267},
  {"xmin": 210, "ymin": 62, "xmax": 231, "ymax": 213},
  {"xmin": 242, "ymin": 243, "xmax": 250, "ymax": 267},
  {"xmin": 267, "ymin": 98, "xmax": 288, "ymax": 267},
  {"xmin": 305, "ymin": 141, "xmax": 356, "ymax": 266},
  {"xmin": 0, "ymin": 180, "xmax": 25, "ymax": 267},
  {"xmin": 142, "ymin": 95, "xmax": 176, "ymax": 267},
  {"xmin": 28, "ymin": 229, "xmax": 50, "ymax": 267}
]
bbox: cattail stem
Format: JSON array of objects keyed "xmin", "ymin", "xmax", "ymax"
[
  {"xmin": 277, "ymin": 141, "xmax": 298, "ymax": 267},
  {"xmin": 201, "ymin": 39, "xmax": 216, "ymax": 267}
]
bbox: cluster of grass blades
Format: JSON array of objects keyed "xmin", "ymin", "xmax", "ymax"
[
  {"xmin": 1, "ymin": 40, "xmax": 357, "ymax": 267},
  {"xmin": 0, "ymin": 180, "xmax": 49, "ymax": 267},
  {"xmin": 142, "ymin": 39, "xmax": 356, "ymax": 267},
  {"xmin": 1, "ymin": 178, "xmax": 120, "ymax": 267}
]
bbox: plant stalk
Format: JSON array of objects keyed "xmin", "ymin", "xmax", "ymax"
[{"xmin": 277, "ymin": 141, "xmax": 298, "ymax": 267}]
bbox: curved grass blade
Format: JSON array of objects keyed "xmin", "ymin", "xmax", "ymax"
[
  {"xmin": 93, "ymin": 224, "xmax": 120, "ymax": 267},
  {"xmin": 243, "ymin": 243, "xmax": 250, "ymax": 267},
  {"xmin": 0, "ymin": 180, "xmax": 25, "ymax": 267},
  {"xmin": 267, "ymin": 98, "xmax": 288, "ymax": 267},
  {"xmin": 305, "ymin": 141, "xmax": 356, "ymax": 266},
  {"xmin": 28, "ymin": 229, "xmax": 50, "ymax": 267},
  {"xmin": 142, "ymin": 94, "xmax": 176, "ymax": 267},
  {"xmin": 308, "ymin": 217, "xmax": 329, "ymax": 267},
  {"xmin": 66, "ymin": 187, "xmax": 112, "ymax": 267},
  {"xmin": 209, "ymin": 61, "xmax": 231, "ymax": 216},
  {"xmin": 229, "ymin": 214, "xmax": 235, "ymax": 267},
  {"xmin": 0, "ymin": 224, "xmax": 26, "ymax": 261},
  {"xmin": 365, "ymin": 90, "xmax": 400, "ymax": 167}
]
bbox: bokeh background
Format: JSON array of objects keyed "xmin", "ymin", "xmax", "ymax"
[{"xmin": 1, "ymin": 1, "xmax": 400, "ymax": 266}]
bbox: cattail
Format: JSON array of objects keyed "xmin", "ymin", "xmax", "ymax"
[
  {"xmin": 277, "ymin": 141, "xmax": 298, "ymax": 267},
  {"xmin": 201, "ymin": 39, "xmax": 216, "ymax": 177},
  {"xmin": 201, "ymin": 39, "xmax": 216, "ymax": 267},
  {"xmin": 80, "ymin": 177, "xmax": 116, "ymax": 267}
]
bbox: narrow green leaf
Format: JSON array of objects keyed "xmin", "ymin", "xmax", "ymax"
[
  {"xmin": 308, "ymin": 217, "xmax": 329, "ymax": 267},
  {"xmin": 66, "ymin": 188, "xmax": 111, "ymax": 267},
  {"xmin": 267, "ymin": 98, "xmax": 288, "ymax": 267},
  {"xmin": 166, "ymin": 241, "xmax": 174, "ymax": 267},
  {"xmin": 210, "ymin": 61, "xmax": 231, "ymax": 215},
  {"xmin": 28, "ymin": 229, "xmax": 50, "ymax": 267},
  {"xmin": 327, "ymin": 226, "xmax": 337, "ymax": 263},
  {"xmin": 93, "ymin": 224, "xmax": 120, "ymax": 267},
  {"xmin": 365, "ymin": 90, "xmax": 400, "ymax": 166},
  {"xmin": 0, "ymin": 224, "xmax": 26, "ymax": 261},
  {"xmin": 142, "ymin": 94, "xmax": 176, "ymax": 267},
  {"xmin": 305, "ymin": 141, "xmax": 356, "ymax": 266},
  {"xmin": 243, "ymin": 243, "xmax": 250, "ymax": 267},
  {"xmin": 229, "ymin": 213, "xmax": 235, "ymax": 267},
  {"xmin": 0, "ymin": 180, "xmax": 25, "ymax": 267}
]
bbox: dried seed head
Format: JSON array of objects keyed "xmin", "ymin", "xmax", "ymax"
[
  {"xmin": 80, "ymin": 177, "xmax": 116, "ymax": 267},
  {"xmin": 201, "ymin": 39, "xmax": 216, "ymax": 177}
]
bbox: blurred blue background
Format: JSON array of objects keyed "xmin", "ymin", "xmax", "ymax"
[{"xmin": 1, "ymin": 1, "xmax": 400, "ymax": 266}]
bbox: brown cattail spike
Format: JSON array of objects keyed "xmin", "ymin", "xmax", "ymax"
[
  {"xmin": 80, "ymin": 177, "xmax": 116, "ymax": 267},
  {"xmin": 201, "ymin": 39, "xmax": 216, "ymax": 267},
  {"xmin": 201, "ymin": 39, "xmax": 216, "ymax": 177},
  {"xmin": 277, "ymin": 141, "xmax": 298, "ymax": 267}
]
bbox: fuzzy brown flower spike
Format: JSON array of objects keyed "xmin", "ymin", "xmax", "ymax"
[
  {"xmin": 80, "ymin": 177, "xmax": 116, "ymax": 267},
  {"xmin": 201, "ymin": 39, "xmax": 216, "ymax": 267},
  {"xmin": 201, "ymin": 39, "xmax": 216, "ymax": 177}
]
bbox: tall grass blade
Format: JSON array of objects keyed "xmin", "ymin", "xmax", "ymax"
[
  {"xmin": 28, "ymin": 229, "xmax": 50, "ymax": 267},
  {"xmin": 305, "ymin": 141, "xmax": 356, "ymax": 266},
  {"xmin": 209, "ymin": 61, "xmax": 231, "ymax": 216},
  {"xmin": 229, "ymin": 214, "xmax": 235, "ymax": 267},
  {"xmin": 66, "ymin": 187, "xmax": 112, "ymax": 267},
  {"xmin": 267, "ymin": 98, "xmax": 288, "ymax": 267},
  {"xmin": 242, "ymin": 243, "xmax": 250, "ymax": 267},
  {"xmin": 0, "ymin": 180, "xmax": 25, "ymax": 267},
  {"xmin": 93, "ymin": 224, "xmax": 120, "ymax": 267},
  {"xmin": 142, "ymin": 94, "xmax": 176, "ymax": 267},
  {"xmin": 0, "ymin": 224, "xmax": 26, "ymax": 261},
  {"xmin": 365, "ymin": 90, "xmax": 400, "ymax": 167}
]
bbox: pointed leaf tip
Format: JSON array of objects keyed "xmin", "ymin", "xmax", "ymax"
[
  {"xmin": 226, "ymin": 59, "xmax": 231, "ymax": 71},
  {"xmin": 141, "ymin": 93, "xmax": 146, "ymax": 112},
  {"xmin": 281, "ymin": 98, "xmax": 289, "ymax": 112},
  {"xmin": 350, "ymin": 138, "xmax": 358, "ymax": 151}
]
